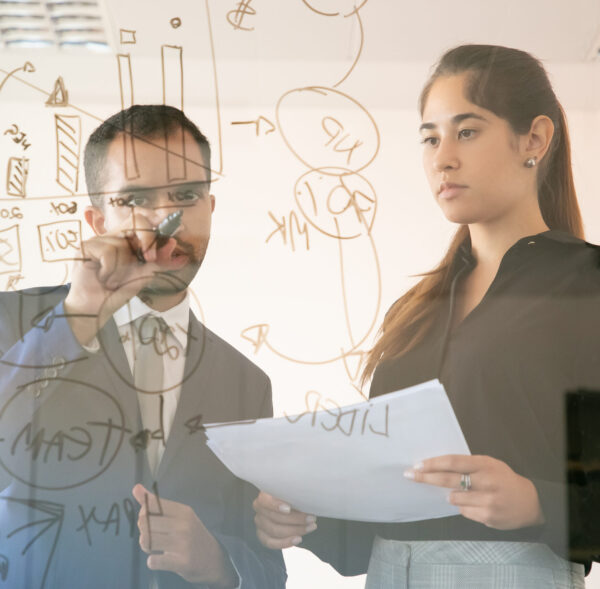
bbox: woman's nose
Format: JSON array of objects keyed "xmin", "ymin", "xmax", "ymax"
[{"xmin": 432, "ymin": 138, "xmax": 459, "ymax": 172}]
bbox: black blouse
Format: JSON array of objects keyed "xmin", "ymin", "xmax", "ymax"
[{"xmin": 302, "ymin": 229, "xmax": 600, "ymax": 575}]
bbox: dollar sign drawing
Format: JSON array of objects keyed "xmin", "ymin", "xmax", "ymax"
[{"xmin": 226, "ymin": 0, "xmax": 256, "ymax": 31}]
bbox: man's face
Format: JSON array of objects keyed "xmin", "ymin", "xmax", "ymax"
[{"xmin": 91, "ymin": 129, "xmax": 214, "ymax": 297}]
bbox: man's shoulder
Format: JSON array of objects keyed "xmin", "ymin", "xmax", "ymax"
[
  {"xmin": 0, "ymin": 285, "xmax": 69, "ymax": 317},
  {"xmin": 0, "ymin": 284, "xmax": 69, "ymax": 301}
]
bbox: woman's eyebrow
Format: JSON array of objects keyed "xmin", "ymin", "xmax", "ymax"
[{"xmin": 419, "ymin": 112, "xmax": 488, "ymax": 132}]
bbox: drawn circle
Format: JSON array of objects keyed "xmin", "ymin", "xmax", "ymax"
[
  {"xmin": 301, "ymin": 0, "xmax": 369, "ymax": 17},
  {"xmin": 97, "ymin": 272, "xmax": 207, "ymax": 395},
  {"xmin": 276, "ymin": 87, "xmax": 380, "ymax": 175},
  {"xmin": 170, "ymin": 17, "xmax": 182, "ymax": 28},
  {"xmin": 187, "ymin": 284, "xmax": 206, "ymax": 325},
  {"xmin": 0, "ymin": 377, "xmax": 125, "ymax": 490},
  {"xmin": 294, "ymin": 168, "xmax": 377, "ymax": 239}
]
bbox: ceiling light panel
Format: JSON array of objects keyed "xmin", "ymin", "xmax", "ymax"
[{"xmin": 0, "ymin": 0, "xmax": 113, "ymax": 51}]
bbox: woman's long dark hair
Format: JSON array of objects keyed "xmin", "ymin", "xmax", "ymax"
[{"xmin": 362, "ymin": 44, "xmax": 583, "ymax": 384}]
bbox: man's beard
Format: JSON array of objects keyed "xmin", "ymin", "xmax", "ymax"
[{"xmin": 139, "ymin": 239, "xmax": 207, "ymax": 298}]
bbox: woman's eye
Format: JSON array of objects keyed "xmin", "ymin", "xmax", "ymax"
[
  {"xmin": 421, "ymin": 136, "xmax": 438, "ymax": 146},
  {"xmin": 458, "ymin": 129, "xmax": 476, "ymax": 139},
  {"xmin": 182, "ymin": 191, "xmax": 201, "ymax": 201}
]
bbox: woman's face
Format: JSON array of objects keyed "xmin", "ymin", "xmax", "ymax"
[{"xmin": 420, "ymin": 73, "xmax": 532, "ymax": 226}]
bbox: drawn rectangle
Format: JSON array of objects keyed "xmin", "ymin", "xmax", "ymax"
[
  {"xmin": 55, "ymin": 114, "xmax": 81, "ymax": 195},
  {"xmin": 116, "ymin": 53, "xmax": 139, "ymax": 180},
  {"xmin": 161, "ymin": 44, "xmax": 186, "ymax": 181},
  {"xmin": 37, "ymin": 219, "xmax": 83, "ymax": 262},
  {"xmin": 0, "ymin": 224, "xmax": 22, "ymax": 275},
  {"xmin": 6, "ymin": 157, "xmax": 29, "ymax": 197},
  {"xmin": 119, "ymin": 28, "xmax": 136, "ymax": 44}
]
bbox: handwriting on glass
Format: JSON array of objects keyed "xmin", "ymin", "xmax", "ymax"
[
  {"xmin": 285, "ymin": 390, "xmax": 389, "ymax": 437},
  {"xmin": 4, "ymin": 124, "xmax": 31, "ymax": 150}
]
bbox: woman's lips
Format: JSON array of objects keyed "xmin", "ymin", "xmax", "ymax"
[{"xmin": 438, "ymin": 183, "xmax": 467, "ymax": 200}]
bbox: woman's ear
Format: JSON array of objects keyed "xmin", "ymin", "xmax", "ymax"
[
  {"xmin": 84, "ymin": 205, "xmax": 107, "ymax": 236},
  {"xmin": 522, "ymin": 115, "xmax": 555, "ymax": 164}
]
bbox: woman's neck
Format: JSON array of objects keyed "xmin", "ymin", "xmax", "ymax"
[{"xmin": 468, "ymin": 204, "xmax": 549, "ymax": 270}]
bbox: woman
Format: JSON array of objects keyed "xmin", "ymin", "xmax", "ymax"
[{"xmin": 254, "ymin": 44, "xmax": 599, "ymax": 587}]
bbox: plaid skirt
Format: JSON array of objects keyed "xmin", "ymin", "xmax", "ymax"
[{"xmin": 365, "ymin": 538, "xmax": 585, "ymax": 589}]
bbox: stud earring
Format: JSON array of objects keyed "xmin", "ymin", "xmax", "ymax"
[{"xmin": 524, "ymin": 157, "xmax": 537, "ymax": 168}]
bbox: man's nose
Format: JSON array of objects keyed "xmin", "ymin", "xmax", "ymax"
[{"xmin": 144, "ymin": 195, "xmax": 174, "ymax": 228}]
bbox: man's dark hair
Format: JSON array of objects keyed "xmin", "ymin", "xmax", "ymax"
[{"xmin": 83, "ymin": 104, "xmax": 211, "ymax": 208}]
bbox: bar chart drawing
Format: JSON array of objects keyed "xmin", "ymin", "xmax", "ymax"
[
  {"xmin": 161, "ymin": 45, "xmax": 186, "ymax": 181},
  {"xmin": 117, "ymin": 53, "xmax": 140, "ymax": 180},
  {"xmin": 54, "ymin": 114, "xmax": 82, "ymax": 195},
  {"xmin": 6, "ymin": 157, "xmax": 29, "ymax": 197}
]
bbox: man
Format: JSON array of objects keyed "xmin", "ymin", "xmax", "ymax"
[{"xmin": 0, "ymin": 105, "xmax": 286, "ymax": 589}]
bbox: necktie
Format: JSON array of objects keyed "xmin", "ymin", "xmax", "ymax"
[{"xmin": 134, "ymin": 315, "xmax": 168, "ymax": 475}]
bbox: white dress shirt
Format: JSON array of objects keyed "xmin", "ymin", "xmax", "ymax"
[{"xmin": 114, "ymin": 294, "xmax": 189, "ymax": 465}]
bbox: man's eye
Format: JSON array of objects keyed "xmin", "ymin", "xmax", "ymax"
[
  {"xmin": 125, "ymin": 194, "xmax": 148, "ymax": 207},
  {"xmin": 181, "ymin": 191, "xmax": 201, "ymax": 201},
  {"xmin": 170, "ymin": 190, "xmax": 202, "ymax": 203}
]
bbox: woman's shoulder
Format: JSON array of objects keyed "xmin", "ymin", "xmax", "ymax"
[{"xmin": 537, "ymin": 230, "xmax": 600, "ymax": 283}]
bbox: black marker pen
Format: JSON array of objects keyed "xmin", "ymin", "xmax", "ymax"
[{"xmin": 133, "ymin": 209, "xmax": 183, "ymax": 263}]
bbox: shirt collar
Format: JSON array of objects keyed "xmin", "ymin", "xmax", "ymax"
[
  {"xmin": 113, "ymin": 293, "xmax": 190, "ymax": 349},
  {"xmin": 455, "ymin": 229, "xmax": 583, "ymax": 271}
]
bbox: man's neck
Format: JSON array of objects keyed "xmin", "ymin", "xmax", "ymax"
[{"xmin": 139, "ymin": 289, "xmax": 187, "ymax": 312}]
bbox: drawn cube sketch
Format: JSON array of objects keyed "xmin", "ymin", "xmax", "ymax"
[
  {"xmin": 0, "ymin": 225, "xmax": 22, "ymax": 275},
  {"xmin": 6, "ymin": 157, "xmax": 29, "ymax": 197},
  {"xmin": 37, "ymin": 220, "xmax": 83, "ymax": 262},
  {"xmin": 119, "ymin": 28, "xmax": 136, "ymax": 44},
  {"xmin": 54, "ymin": 114, "xmax": 81, "ymax": 194}
]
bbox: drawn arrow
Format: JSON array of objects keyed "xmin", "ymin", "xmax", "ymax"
[
  {"xmin": 3, "ymin": 497, "xmax": 64, "ymax": 589},
  {"xmin": 0, "ymin": 62, "xmax": 35, "ymax": 94},
  {"xmin": 231, "ymin": 116, "xmax": 275, "ymax": 136}
]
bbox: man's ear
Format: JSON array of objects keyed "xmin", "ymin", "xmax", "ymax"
[{"xmin": 84, "ymin": 205, "xmax": 107, "ymax": 235}]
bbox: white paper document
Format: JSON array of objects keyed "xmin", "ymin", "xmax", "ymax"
[{"xmin": 205, "ymin": 379, "xmax": 470, "ymax": 522}]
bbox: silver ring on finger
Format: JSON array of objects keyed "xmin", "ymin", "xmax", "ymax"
[{"xmin": 460, "ymin": 473, "xmax": 472, "ymax": 491}]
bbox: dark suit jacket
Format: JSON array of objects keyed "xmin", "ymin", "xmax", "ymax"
[{"xmin": 0, "ymin": 285, "xmax": 286, "ymax": 589}]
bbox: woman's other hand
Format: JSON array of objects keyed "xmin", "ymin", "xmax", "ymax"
[
  {"xmin": 253, "ymin": 491, "xmax": 318, "ymax": 549},
  {"xmin": 404, "ymin": 454, "xmax": 545, "ymax": 530}
]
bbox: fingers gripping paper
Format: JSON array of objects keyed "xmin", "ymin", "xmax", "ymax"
[{"xmin": 206, "ymin": 379, "xmax": 470, "ymax": 522}]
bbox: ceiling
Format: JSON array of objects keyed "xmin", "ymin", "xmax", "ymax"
[
  {"xmin": 99, "ymin": 0, "xmax": 600, "ymax": 63},
  {"xmin": 1, "ymin": 0, "xmax": 599, "ymax": 109}
]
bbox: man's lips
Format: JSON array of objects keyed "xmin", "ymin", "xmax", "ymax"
[
  {"xmin": 159, "ymin": 250, "xmax": 189, "ymax": 270},
  {"xmin": 155, "ymin": 241, "xmax": 194, "ymax": 269}
]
